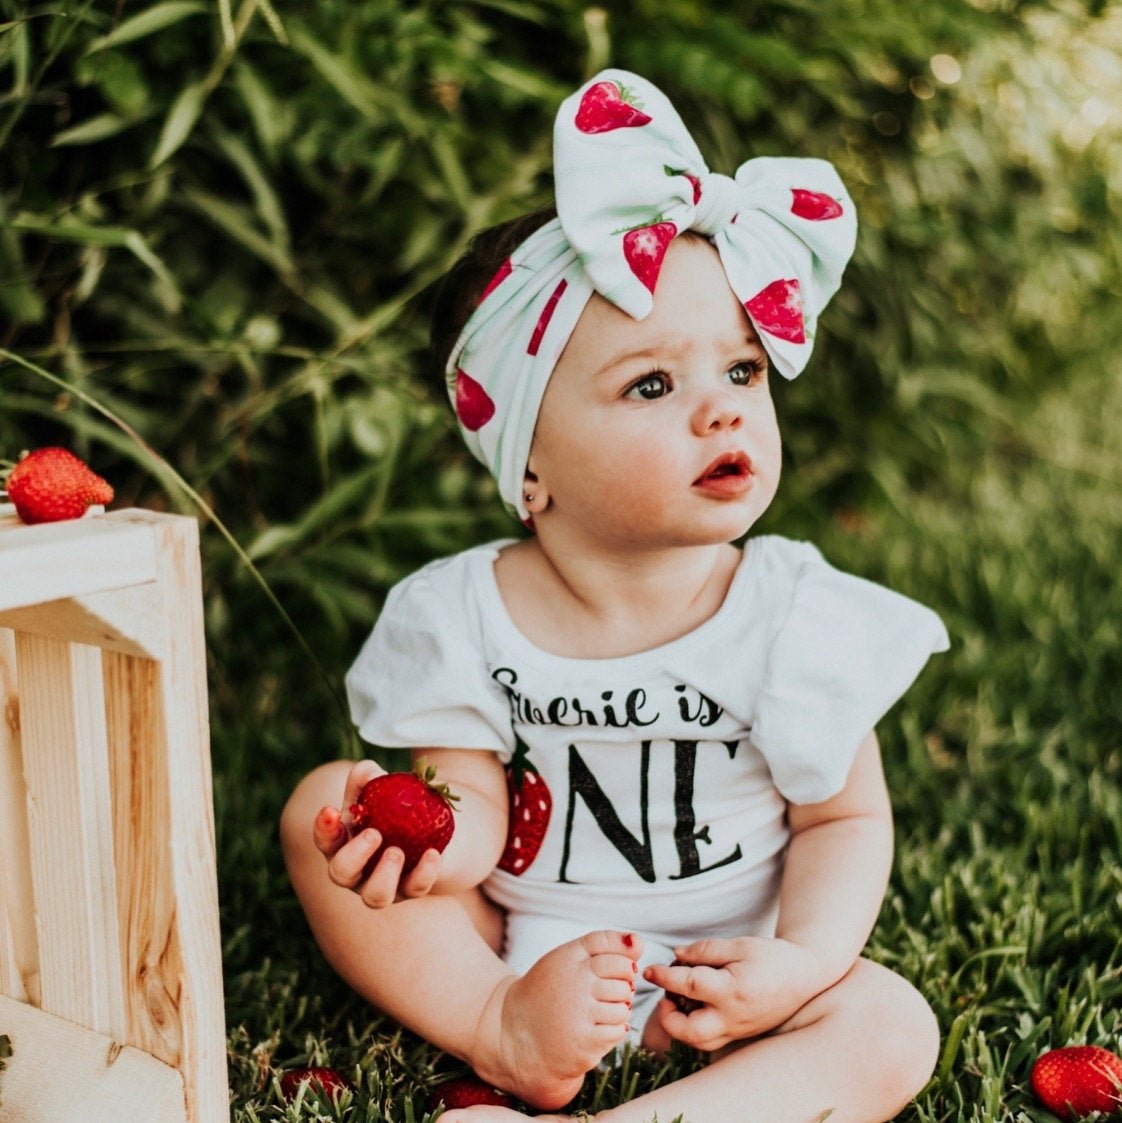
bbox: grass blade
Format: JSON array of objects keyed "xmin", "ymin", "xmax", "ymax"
[{"xmin": 85, "ymin": 1, "xmax": 208, "ymax": 55}]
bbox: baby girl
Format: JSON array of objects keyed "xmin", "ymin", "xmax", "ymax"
[{"xmin": 282, "ymin": 69, "xmax": 948, "ymax": 1123}]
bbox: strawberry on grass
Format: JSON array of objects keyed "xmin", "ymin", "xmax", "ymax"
[
  {"xmin": 2, "ymin": 447, "xmax": 114, "ymax": 525},
  {"xmin": 278, "ymin": 1065, "xmax": 354, "ymax": 1102},
  {"xmin": 1030, "ymin": 1045, "xmax": 1122, "ymax": 1118},
  {"xmin": 429, "ymin": 1073, "xmax": 516, "ymax": 1110}
]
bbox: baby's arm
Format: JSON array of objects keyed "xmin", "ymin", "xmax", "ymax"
[
  {"xmin": 313, "ymin": 747, "xmax": 509, "ymax": 908},
  {"xmin": 645, "ymin": 730, "xmax": 894, "ymax": 1050}
]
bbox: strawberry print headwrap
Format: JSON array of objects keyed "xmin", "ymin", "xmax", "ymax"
[{"xmin": 446, "ymin": 68, "xmax": 858, "ymax": 521}]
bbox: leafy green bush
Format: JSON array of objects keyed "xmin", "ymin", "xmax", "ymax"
[{"xmin": 3, "ymin": 1, "xmax": 1119, "ymax": 743}]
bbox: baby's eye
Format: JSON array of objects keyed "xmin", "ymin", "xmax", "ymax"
[
  {"xmin": 728, "ymin": 359, "xmax": 767, "ymax": 385},
  {"xmin": 625, "ymin": 372, "xmax": 671, "ymax": 400}
]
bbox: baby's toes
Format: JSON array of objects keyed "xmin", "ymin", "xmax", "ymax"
[
  {"xmin": 591, "ymin": 974, "xmax": 634, "ymax": 1009},
  {"xmin": 579, "ymin": 929, "xmax": 644, "ymax": 965}
]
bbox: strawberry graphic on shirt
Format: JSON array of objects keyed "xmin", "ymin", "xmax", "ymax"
[
  {"xmin": 575, "ymin": 80, "xmax": 653, "ymax": 134},
  {"xmin": 622, "ymin": 219, "xmax": 678, "ymax": 294},
  {"xmin": 790, "ymin": 189, "xmax": 844, "ymax": 221},
  {"xmin": 454, "ymin": 369, "xmax": 496, "ymax": 431},
  {"xmin": 745, "ymin": 278, "xmax": 805, "ymax": 344},
  {"xmin": 498, "ymin": 736, "xmax": 552, "ymax": 875}
]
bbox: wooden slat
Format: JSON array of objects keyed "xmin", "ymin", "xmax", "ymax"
[
  {"xmin": 16, "ymin": 634, "xmax": 127, "ymax": 1038},
  {"xmin": 0, "ymin": 627, "xmax": 39, "ymax": 1007},
  {"xmin": 105, "ymin": 513, "xmax": 228, "ymax": 1123},
  {"xmin": 104, "ymin": 651, "xmax": 183, "ymax": 1068},
  {"xmin": 0, "ymin": 513, "xmax": 158, "ymax": 612},
  {"xmin": 0, "ymin": 583, "xmax": 166, "ymax": 660},
  {"xmin": 0, "ymin": 993, "xmax": 188, "ymax": 1122}
]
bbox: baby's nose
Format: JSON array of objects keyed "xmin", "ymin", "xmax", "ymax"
[{"xmin": 692, "ymin": 389, "xmax": 744, "ymax": 434}]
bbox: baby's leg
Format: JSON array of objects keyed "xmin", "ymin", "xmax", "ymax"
[
  {"xmin": 280, "ymin": 761, "xmax": 641, "ymax": 1109},
  {"xmin": 439, "ymin": 958, "xmax": 938, "ymax": 1123}
]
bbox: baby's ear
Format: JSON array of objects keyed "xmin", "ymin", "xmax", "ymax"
[{"xmin": 521, "ymin": 468, "xmax": 549, "ymax": 514}]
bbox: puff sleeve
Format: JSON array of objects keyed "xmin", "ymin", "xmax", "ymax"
[
  {"xmin": 751, "ymin": 554, "xmax": 949, "ymax": 804},
  {"xmin": 344, "ymin": 572, "xmax": 516, "ymax": 756}
]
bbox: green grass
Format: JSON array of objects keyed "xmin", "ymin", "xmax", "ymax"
[{"xmin": 218, "ymin": 359, "xmax": 1122, "ymax": 1121}]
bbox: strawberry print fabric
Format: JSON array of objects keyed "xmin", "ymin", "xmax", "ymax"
[{"xmin": 445, "ymin": 69, "xmax": 858, "ymax": 522}]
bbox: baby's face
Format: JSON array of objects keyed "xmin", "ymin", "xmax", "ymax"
[{"xmin": 528, "ymin": 236, "xmax": 782, "ymax": 552}]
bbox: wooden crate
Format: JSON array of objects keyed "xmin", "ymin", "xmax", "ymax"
[{"xmin": 0, "ymin": 508, "xmax": 227, "ymax": 1122}]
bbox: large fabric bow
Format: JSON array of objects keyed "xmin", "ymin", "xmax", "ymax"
[{"xmin": 447, "ymin": 68, "xmax": 858, "ymax": 522}]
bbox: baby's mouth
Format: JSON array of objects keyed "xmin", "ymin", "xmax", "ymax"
[{"xmin": 694, "ymin": 451, "xmax": 752, "ymax": 486}]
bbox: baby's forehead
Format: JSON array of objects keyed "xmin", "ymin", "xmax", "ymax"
[{"xmin": 574, "ymin": 250, "xmax": 760, "ymax": 350}]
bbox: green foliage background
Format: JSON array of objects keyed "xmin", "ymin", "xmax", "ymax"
[{"xmin": 2, "ymin": 0, "xmax": 1121, "ymax": 1119}]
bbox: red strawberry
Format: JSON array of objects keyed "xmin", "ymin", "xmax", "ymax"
[
  {"xmin": 4, "ymin": 447, "xmax": 113, "ymax": 525},
  {"xmin": 745, "ymin": 278, "xmax": 805, "ymax": 344},
  {"xmin": 790, "ymin": 188, "xmax": 844, "ymax": 221},
  {"xmin": 430, "ymin": 1074, "xmax": 515, "ymax": 1109},
  {"xmin": 498, "ymin": 738, "xmax": 551, "ymax": 876},
  {"xmin": 1030, "ymin": 1045, "xmax": 1122, "ymax": 1118},
  {"xmin": 665, "ymin": 958, "xmax": 703, "ymax": 1015},
  {"xmin": 454, "ymin": 368, "xmax": 496, "ymax": 431},
  {"xmin": 622, "ymin": 221, "xmax": 678, "ymax": 294},
  {"xmin": 279, "ymin": 1066, "xmax": 353, "ymax": 1101},
  {"xmin": 348, "ymin": 758, "xmax": 458, "ymax": 876},
  {"xmin": 575, "ymin": 79, "xmax": 653, "ymax": 134}
]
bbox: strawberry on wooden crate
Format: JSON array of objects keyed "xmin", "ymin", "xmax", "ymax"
[
  {"xmin": 1030, "ymin": 1045, "xmax": 1122, "ymax": 1118},
  {"xmin": 348, "ymin": 757, "xmax": 458, "ymax": 876},
  {"xmin": 3, "ymin": 447, "xmax": 113, "ymax": 525}
]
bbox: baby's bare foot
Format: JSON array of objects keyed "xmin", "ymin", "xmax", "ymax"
[{"xmin": 473, "ymin": 929, "xmax": 642, "ymax": 1109}]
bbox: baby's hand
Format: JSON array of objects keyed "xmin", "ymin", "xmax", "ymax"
[
  {"xmin": 643, "ymin": 936, "xmax": 832, "ymax": 1051},
  {"xmin": 312, "ymin": 759, "xmax": 443, "ymax": 908}
]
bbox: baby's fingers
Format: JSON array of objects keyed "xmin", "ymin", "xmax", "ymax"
[
  {"xmin": 672, "ymin": 937, "xmax": 744, "ymax": 967},
  {"xmin": 341, "ymin": 759, "xmax": 387, "ymax": 813},
  {"xmin": 644, "ymin": 961, "xmax": 724, "ymax": 1006},
  {"xmin": 398, "ymin": 848, "xmax": 441, "ymax": 898},
  {"xmin": 657, "ymin": 999, "xmax": 733, "ymax": 1053},
  {"xmin": 313, "ymin": 806, "xmax": 349, "ymax": 858},
  {"xmin": 325, "ymin": 828, "xmax": 384, "ymax": 889}
]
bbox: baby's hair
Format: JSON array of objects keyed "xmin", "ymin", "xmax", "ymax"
[{"xmin": 428, "ymin": 205, "xmax": 557, "ymax": 394}]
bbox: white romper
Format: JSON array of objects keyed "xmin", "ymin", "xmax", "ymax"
[{"xmin": 345, "ymin": 535, "xmax": 949, "ymax": 1039}]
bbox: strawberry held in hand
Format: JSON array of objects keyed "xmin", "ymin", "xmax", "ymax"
[
  {"xmin": 430, "ymin": 1073, "xmax": 515, "ymax": 1109},
  {"xmin": 4, "ymin": 447, "xmax": 114, "ymax": 525},
  {"xmin": 349, "ymin": 758, "xmax": 458, "ymax": 875},
  {"xmin": 1031, "ymin": 1045, "xmax": 1122, "ymax": 1118}
]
